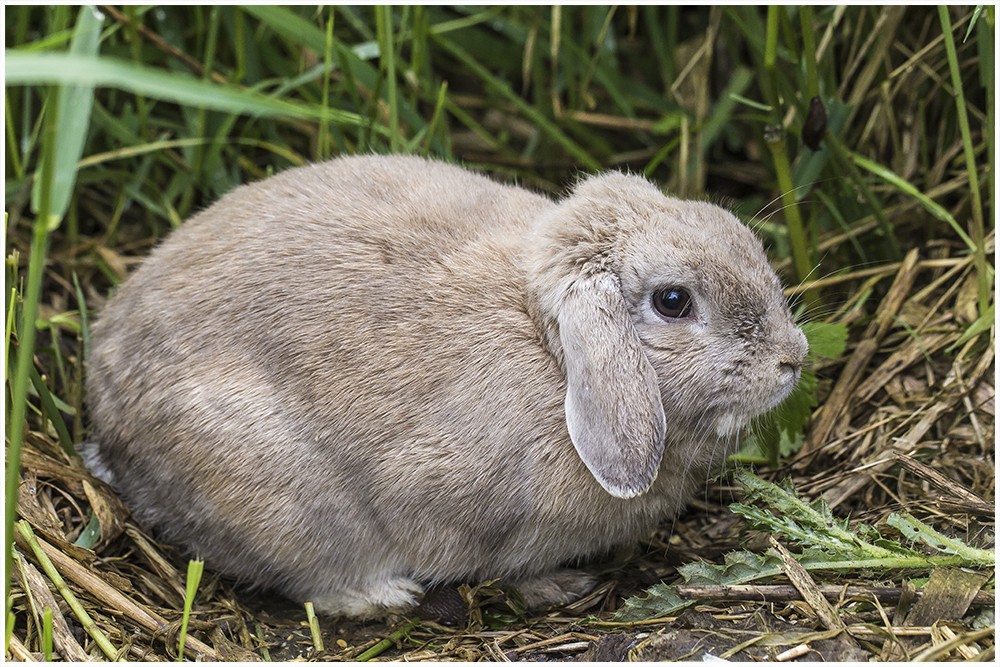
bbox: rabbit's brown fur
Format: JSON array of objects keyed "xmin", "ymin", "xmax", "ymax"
[{"xmin": 85, "ymin": 155, "xmax": 807, "ymax": 617}]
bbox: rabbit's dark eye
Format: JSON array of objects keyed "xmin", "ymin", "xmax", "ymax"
[{"xmin": 652, "ymin": 288, "xmax": 694, "ymax": 319}]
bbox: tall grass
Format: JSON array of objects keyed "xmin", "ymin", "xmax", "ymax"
[{"xmin": 4, "ymin": 3, "xmax": 993, "ymax": 635}]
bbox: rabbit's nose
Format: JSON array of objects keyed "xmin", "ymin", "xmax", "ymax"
[{"xmin": 779, "ymin": 359, "xmax": 801, "ymax": 382}]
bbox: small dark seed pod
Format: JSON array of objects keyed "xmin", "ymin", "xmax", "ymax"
[{"xmin": 802, "ymin": 96, "xmax": 827, "ymax": 151}]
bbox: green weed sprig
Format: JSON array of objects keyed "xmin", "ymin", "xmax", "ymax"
[{"xmin": 613, "ymin": 470, "xmax": 994, "ymax": 622}]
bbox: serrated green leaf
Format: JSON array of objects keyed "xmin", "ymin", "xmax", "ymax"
[
  {"xmin": 887, "ymin": 513, "xmax": 995, "ymax": 565},
  {"xmin": 679, "ymin": 550, "xmax": 783, "ymax": 586},
  {"xmin": 735, "ymin": 470, "xmax": 896, "ymax": 559},
  {"xmin": 612, "ymin": 551, "xmax": 787, "ymax": 622},
  {"xmin": 682, "ymin": 559, "xmax": 759, "ymax": 586},
  {"xmin": 612, "ymin": 583, "xmax": 691, "ymax": 622},
  {"xmin": 873, "ymin": 538, "xmax": 924, "ymax": 557},
  {"xmin": 730, "ymin": 502, "xmax": 862, "ymax": 556}
]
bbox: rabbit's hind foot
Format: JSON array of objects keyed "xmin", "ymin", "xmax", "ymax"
[
  {"xmin": 310, "ymin": 576, "xmax": 423, "ymax": 619},
  {"xmin": 511, "ymin": 569, "xmax": 596, "ymax": 610}
]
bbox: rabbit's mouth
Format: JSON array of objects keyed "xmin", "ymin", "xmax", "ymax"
[{"xmin": 711, "ymin": 375, "xmax": 800, "ymax": 439}]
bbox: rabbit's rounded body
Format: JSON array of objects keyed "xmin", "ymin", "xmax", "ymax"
[{"xmin": 86, "ymin": 155, "xmax": 807, "ymax": 617}]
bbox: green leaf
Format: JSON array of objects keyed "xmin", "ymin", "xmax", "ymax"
[
  {"xmin": 651, "ymin": 111, "xmax": 685, "ymax": 135},
  {"xmin": 777, "ymin": 370, "xmax": 817, "ymax": 437},
  {"xmin": 612, "ymin": 583, "xmax": 689, "ymax": 622},
  {"xmin": 612, "ymin": 551, "xmax": 787, "ymax": 622},
  {"xmin": 887, "ymin": 513, "xmax": 995, "ymax": 565},
  {"xmin": 42, "ymin": 607, "xmax": 53, "ymax": 661},
  {"xmin": 27, "ymin": 363, "xmax": 75, "ymax": 454},
  {"xmin": 735, "ymin": 470, "xmax": 900, "ymax": 560},
  {"xmin": 729, "ymin": 92, "xmax": 772, "ymax": 112},
  {"xmin": 73, "ymin": 512, "xmax": 101, "ymax": 549},
  {"xmin": 801, "ymin": 320, "xmax": 848, "ymax": 359},
  {"xmin": 177, "ymin": 559, "xmax": 205, "ymax": 660},
  {"xmin": 699, "ymin": 66, "xmax": 754, "ymax": 151},
  {"xmin": 679, "ymin": 550, "xmax": 783, "ymax": 586}
]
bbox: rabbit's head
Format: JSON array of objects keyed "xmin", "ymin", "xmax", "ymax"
[{"xmin": 526, "ymin": 172, "xmax": 807, "ymax": 500}]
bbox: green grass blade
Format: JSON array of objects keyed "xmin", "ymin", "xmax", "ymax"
[
  {"xmin": 765, "ymin": 132, "xmax": 813, "ymax": 286},
  {"xmin": 376, "ymin": 6, "xmax": 400, "ymax": 152},
  {"xmin": 74, "ymin": 512, "xmax": 101, "ymax": 550},
  {"xmin": 947, "ymin": 302, "xmax": 995, "ymax": 352},
  {"xmin": 433, "ymin": 34, "xmax": 601, "ymax": 170},
  {"xmin": 241, "ymin": 5, "xmax": 426, "ymax": 136},
  {"xmin": 799, "ymin": 6, "xmax": 820, "ymax": 100},
  {"xmin": 240, "ymin": 4, "xmax": 354, "ymax": 57},
  {"xmin": 356, "ymin": 618, "xmax": 420, "ymax": 661},
  {"xmin": 6, "ymin": 85, "xmax": 59, "ymax": 627},
  {"xmin": 5, "ymin": 611, "xmax": 14, "ymax": 657},
  {"xmin": 253, "ymin": 622, "xmax": 272, "ymax": 661},
  {"xmin": 16, "ymin": 522, "xmax": 119, "ymax": 660},
  {"xmin": 26, "ymin": 361, "xmax": 74, "ymax": 455},
  {"xmin": 964, "ymin": 5, "xmax": 985, "ymax": 42},
  {"xmin": 938, "ymin": 6, "xmax": 989, "ymax": 316},
  {"xmin": 304, "ymin": 602, "xmax": 324, "ymax": 653},
  {"xmin": 28, "ymin": 5, "xmax": 102, "ymax": 229},
  {"xmin": 978, "ymin": 9, "xmax": 994, "ymax": 244},
  {"xmin": 823, "ymin": 131, "xmax": 902, "ymax": 259},
  {"xmin": 5, "ymin": 276, "xmax": 15, "ymax": 375},
  {"xmin": 427, "ymin": 6, "xmax": 506, "ymax": 36},
  {"xmin": 5, "ymin": 53, "xmax": 366, "ymax": 125},
  {"xmin": 319, "ymin": 6, "xmax": 334, "ymax": 160},
  {"xmin": 421, "ymin": 81, "xmax": 449, "ymax": 157},
  {"xmin": 177, "ymin": 559, "xmax": 205, "ymax": 660},
  {"xmin": 5, "ymin": 97, "xmax": 24, "ymax": 179},
  {"xmin": 850, "ymin": 151, "xmax": 976, "ymax": 251},
  {"xmin": 700, "ymin": 67, "xmax": 753, "ymax": 152},
  {"xmin": 762, "ymin": 5, "xmax": 781, "ymax": 114},
  {"xmin": 42, "ymin": 607, "xmax": 53, "ymax": 661}
]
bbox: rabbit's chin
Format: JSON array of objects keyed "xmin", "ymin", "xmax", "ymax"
[
  {"xmin": 713, "ymin": 412, "xmax": 749, "ymax": 439},
  {"xmin": 713, "ymin": 404, "xmax": 785, "ymax": 439}
]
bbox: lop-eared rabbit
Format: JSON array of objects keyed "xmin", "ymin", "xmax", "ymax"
[{"xmin": 85, "ymin": 155, "xmax": 807, "ymax": 618}]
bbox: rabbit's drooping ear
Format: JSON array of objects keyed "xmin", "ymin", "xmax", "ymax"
[{"xmin": 559, "ymin": 272, "xmax": 666, "ymax": 499}]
